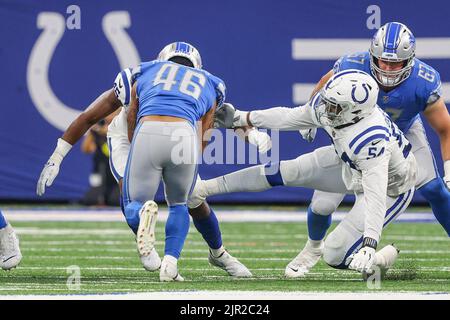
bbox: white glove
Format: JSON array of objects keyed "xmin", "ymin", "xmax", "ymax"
[
  {"xmin": 247, "ymin": 129, "xmax": 272, "ymax": 153},
  {"xmin": 232, "ymin": 109, "xmax": 250, "ymax": 128},
  {"xmin": 36, "ymin": 138, "xmax": 72, "ymax": 196},
  {"xmin": 444, "ymin": 160, "xmax": 450, "ymax": 190},
  {"xmin": 299, "ymin": 128, "xmax": 317, "ymax": 143},
  {"xmin": 349, "ymin": 246, "xmax": 376, "ymax": 273}
]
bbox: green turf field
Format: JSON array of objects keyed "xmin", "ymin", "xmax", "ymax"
[{"xmin": 0, "ymin": 220, "xmax": 448, "ymax": 295}]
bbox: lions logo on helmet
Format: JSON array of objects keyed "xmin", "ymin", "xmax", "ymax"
[
  {"xmin": 314, "ymin": 70, "xmax": 379, "ymax": 127},
  {"xmin": 369, "ymin": 22, "xmax": 416, "ymax": 87},
  {"xmin": 157, "ymin": 42, "xmax": 203, "ymax": 69}
]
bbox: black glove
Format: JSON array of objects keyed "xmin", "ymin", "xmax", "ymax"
[{"xmin": 213, "ymin": 103, "xmax": 236, "ymax": 128}]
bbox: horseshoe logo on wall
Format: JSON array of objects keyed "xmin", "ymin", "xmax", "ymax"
[{"xmin": 27, "ymin": 11, "xmax": 141, "ymax": 131}]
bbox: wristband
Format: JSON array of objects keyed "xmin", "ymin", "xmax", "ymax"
[
  {"xmin": 362, "ymin": 237, "xmax": 378, "ymax": 250},
  {"xmin": 55, "ymin": 138, "xmax": 73, "ymax": 158}
]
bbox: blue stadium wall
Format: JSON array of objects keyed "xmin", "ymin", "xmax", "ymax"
[{"xmin": 1, "ymin": 0, "xmax": 449, "ymax": 203}]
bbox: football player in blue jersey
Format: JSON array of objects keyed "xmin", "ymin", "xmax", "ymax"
[
  {"xmin": 0, "ymin": 209, "xmax": 21, "ymax": 270},
  {"xmin": 289, "ymin": 22, "xmax": 450, "ymax": 276},
  {"xmin": 37, "ymin": 42, "xmax": 270, "ymax": 280},
  {"xmin": 122, "ymin": 42, "xmax": 235, "ymax": 281}
]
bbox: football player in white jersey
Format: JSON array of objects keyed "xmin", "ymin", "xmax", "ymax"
[
  {"xmin": 37, "ymin": 42, "xmax": 271, "ymax": 278},
  {"xmin": 190, "ymin": 70, "xmax": 417, "ymax": 276}
]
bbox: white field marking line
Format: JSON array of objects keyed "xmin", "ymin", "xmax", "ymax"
[
  {"xmin": 4, "ymin": 209, "xmax": 436, "ymax": 223},
  {"xmin": 18, "ymin": 242, "xmax": 450, "ymax": 252},
  {"xmin": 1, "ymin": 291, "xmax": 449, "ymax": 300},
  {"xmin": 15, "ymin": 228, "xmax": 448, "ymax": 242},
  {"xmin": 22, "ymin": 247, "xmax": 450, "ymax": 258},
  {"xmin": 14, "ymin": 265, "xmax": 450, "ymax": 273}
]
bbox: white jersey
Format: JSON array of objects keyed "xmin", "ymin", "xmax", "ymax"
[{"xmin": 248, "ymin": 96, "xmax": 417, "ymax": 241}]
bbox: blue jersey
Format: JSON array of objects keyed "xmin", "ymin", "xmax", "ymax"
[
  {"xmin": 333, "ymin": 52, "xmax": 442, "ymax": 132},
  {"xmin": 127, "ymin": 60, "xmax": 225, "ymax": 126}
]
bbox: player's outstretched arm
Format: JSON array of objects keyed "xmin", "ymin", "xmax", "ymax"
[
  {"xmin": 349, "ymin": 151, "xmax": 390, "ymax": 273},
  {"xmin": 213, "ymin": 103, "xmax": 272, "ymax": 153},
  {"xmin": 424, "ymin": 97, "xmax": 450, "ymax": 188},
  {"xmin": 233, "ymin": 104, "xmax": 319, "ymax": 131},
  {"xmin": 37, "ymin": 89, "xmax": 122, "ymax": 196}
]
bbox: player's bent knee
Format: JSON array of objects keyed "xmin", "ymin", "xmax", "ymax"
[
  {"xmin": 323, "ymin": 231, "xmax": 349, "ymax": 268},
  {"xmin": 311, "ymin": 198, "xmax": 339, "ymax": 216}
]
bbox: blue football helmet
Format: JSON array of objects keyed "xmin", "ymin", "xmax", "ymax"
[
  {"xmin": 369, "ymin": 22, "xmax": 416, "ymax": 87},
  {"xmin": 157, "ymin": 42, "xmax": 202, "ymax": 69}
]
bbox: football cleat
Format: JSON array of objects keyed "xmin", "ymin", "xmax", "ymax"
[
  {"xmin": 140, "ymin": 247, "xmax": 161, "ymax": 272},
  {"xmin": 285, "ymin": 240, "xmax": 324, "ymax": 278},
  {"xmin": 0, "ymin": 224, "xmax": 22, "ymax": 270},
  {"xmin": 137, "ymin": 201, "xmax": 158, "ymax": 257},
  {"xmin": 208, "ymin": 249, "xmax": 252, "ymax": 278},
  {"xmin": 363, "ymin": 244, "xmax": 400, "ymax": 280},
  {"xmin": 160, "ymin": 256, "xmax": 184, "ymax": 282}
]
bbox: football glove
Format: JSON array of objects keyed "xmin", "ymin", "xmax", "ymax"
[
  {"xmin": 299, "ymin": 128, "xmax": 317, "ymax": 143},
  {"xmin": 213, "ymin": 103, "xmax": 236, "ymax": 129},
  {"xmin": 36, "ymin": 138, "xmax": 72, "ymax": 196},
  {"xmin": 247, "ymin": 129, "xmax": 272, "ymax": 153},
  {"xmin": 349, "ymin": 237, "xmax": 377, "ymax": 273}
]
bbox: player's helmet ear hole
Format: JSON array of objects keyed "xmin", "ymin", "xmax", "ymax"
[{"xmin": 168, "ymin": 56, "xmax": 194, "ymax": 68}]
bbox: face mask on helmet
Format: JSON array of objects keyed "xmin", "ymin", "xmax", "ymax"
[
  {"xmin": 369, "ymin": 22, "xmax": 415, "ymax": 87},
  {"xmin": 157, "ymin": 42, "xmax": 203, "ymax": 69},
  {"xmin": 314, "ymin": 70, "xmax": 379, "ymax": 128},
  {"xmin": 315, "ymin": 93, "xmax": 354, "ymax": 127}
]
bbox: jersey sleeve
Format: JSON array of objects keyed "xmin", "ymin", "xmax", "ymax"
[
  {"xmin": 113, "ymin": 65, "xmax": 141, "ymax": 108},
  {"xmin": 249, "ymin": 101, "xmax": 321, "ymax": 130},
  {"xmin": 418, "ymin": 64, "xmax": 442, "ymax": 108},
  {"xmin": 208, "ymin": 74, "xmax": 226, "ymax": 108},
  {"xmin": 352, "ymin": 138, "xmax": 390, "ymax": 242}
]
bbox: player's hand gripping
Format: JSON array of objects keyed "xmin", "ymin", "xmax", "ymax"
[
  {"xmin": 299, "ymin": 128, "xmax": 317, "ymax": 143},
  {"xmin": 214, "ymin": 103, "xmax": 236, "ymax": 129},
  {"xmin": 349, "ymin": 237, "xmax": 377, "ymax": 273},
  {"xmin": 248, "ymin": 128, "xmax": 272, "ymax": 153},
  {"xmin": 36, "ymin": 138, "xmax": 72, "ymax": 196}
]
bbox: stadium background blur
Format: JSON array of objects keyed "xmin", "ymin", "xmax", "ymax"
[{"xmin": 1, "ymin": 0, "xmax": 449, "ymax": 205}]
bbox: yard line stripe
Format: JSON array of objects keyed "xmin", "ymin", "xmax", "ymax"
[
  {"xmin": 1, "ymin": 291, "xmax": 449, "ymax": 300},
  {"xmin": 4, "ymin": 209, "xmax": 437, "ymax": 223}
]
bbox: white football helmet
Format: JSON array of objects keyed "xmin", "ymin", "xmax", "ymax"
[
  {"xmin": 314, "ymin": 69, "xmax": 379, "ymax": 127},
  {"xmin": 157, "ymin": 42, "xmax": 202, "ymax": 69},
  {"xmin": 369, "ymin": 22, "xmax": 416, "ymax": 87}
]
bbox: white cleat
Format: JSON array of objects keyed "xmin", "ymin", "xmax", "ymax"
[
  {"xmin": 0, "ymin": 224, "xmax": 22, "ymax": 271},
  {"xmin": 187, "ymin": 178, "xmax": 207, "ymax": 209},
  {"xmin": 137, "ymin": 201, "xmax": 158, "ymax": 257},
  {"xmin": 208, "ymin": 250, "xmax": 252, "ymax": 278},
  {"xmin": 285, "ymin": 240, "xmax": 324, "ymax": 278},
  {"xmin": 363, "ymin": 244, "xmax": 400, "ymax": 280},
  {"xmin": 160, "ymin": 256, "xmax": 184, "ymax": 282},
  {"xmin": 140, "ymin": 247, "xmax": 161, "ymax": 272}
]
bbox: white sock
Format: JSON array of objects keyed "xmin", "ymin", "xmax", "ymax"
[
  {"xmin": 210, "ymin": 246, "xmax": 226, "ymax": 258},
  {"xmin": 203, "ymin": 165, "xmax": 271, "ymax": 197},
  {"xmin": 163, "ymin": 255, "xmax": 178, "ymax": 266},
  {"xmin": 307, "ymin": 239, "xmax": 324, "ymax": 250}
]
